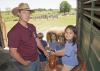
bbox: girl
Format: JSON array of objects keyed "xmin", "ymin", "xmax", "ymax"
[
  {"xmin": 37, "ymin": 33, "xmax": 47, "ymax": 71},
  {"xmin": 57, "ymin": 33, "xmax": 65, "ymax": 50},
  {"xmin": 48, "ymin": 32, "xmax": 59, "ymax": 50},
  {"xmin": 57, "ymin": 33, "xmax": 65, "ymax": 64},
  {"xmin": 51, "ymin": 25, "xmax": 79, "ymax": 71}
]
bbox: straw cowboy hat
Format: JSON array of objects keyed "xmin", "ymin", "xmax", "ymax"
[{"xmin": 12, "ymin": 3, "xmax": 34, "ymax": 17}]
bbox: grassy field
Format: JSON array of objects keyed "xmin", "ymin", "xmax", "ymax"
[
  {"xmin": 5, "ymin": 15, "xmax": 76, "ymax": 32},
  {"xmin": 1, "ymin": 10, "xmax": 76, "ymax": 39}
]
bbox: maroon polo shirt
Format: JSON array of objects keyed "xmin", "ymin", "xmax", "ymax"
[{"xmin": 8, "ymin": 22, "xmax": 38, "ymax": 62}]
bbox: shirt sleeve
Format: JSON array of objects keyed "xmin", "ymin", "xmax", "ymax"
[
  {"xmin": 7, "ymin": 31, "xmax": 20, "ymax": 48},
  {"xmin": 64, "ymin": 44, "xmax": 74, "ymax": 56}
]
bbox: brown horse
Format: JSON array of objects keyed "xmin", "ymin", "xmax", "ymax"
[{"xmin": 44, "ymin": 53, "xmax": 63, "ymax": 71}]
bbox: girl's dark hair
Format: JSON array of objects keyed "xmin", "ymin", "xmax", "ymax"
[
  {"xmin": 65, "ymin": 25, "xmax": 77, "ymax": 45},
  {"xmin": 37, "ymin": 33, "xmax": 43, "ymax": 39}
]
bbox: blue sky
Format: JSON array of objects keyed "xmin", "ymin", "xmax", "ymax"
[{"xmin": 0, "ymin": 0, "xmax": 76, "ymax": 11}]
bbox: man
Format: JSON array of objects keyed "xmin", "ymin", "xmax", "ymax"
[{"xmin": 7, "ymin": 3, "xmax": 48, "ymax": 71}]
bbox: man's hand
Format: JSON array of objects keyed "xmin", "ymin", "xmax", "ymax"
[
  {"xmin": 23, "ymin": 60, "xmax": 31, "ymax": 66},
  {"xmin": 9, "ymin": 48, "xmax": 31, "ymax": 66}
]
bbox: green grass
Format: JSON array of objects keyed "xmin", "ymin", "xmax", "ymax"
[
  {"xmin": 5, "ymin": 15, "xmax": 76, "ymax": 33},
  {"xmin": 2, "ymin": 10, "xmax": 76, "ymax": 33}
]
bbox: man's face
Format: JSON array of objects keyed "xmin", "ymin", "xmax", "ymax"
[{"xmin": 19, "ymin": 10, "xmax": 31, "ymax": 22}]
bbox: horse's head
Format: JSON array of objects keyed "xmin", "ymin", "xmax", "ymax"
[{"xmin": 48, "ymin": 53, "xmax": 57, "ymax": 69}]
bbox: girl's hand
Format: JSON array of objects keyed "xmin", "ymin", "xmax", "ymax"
[{"xmin": 50, "ymin": 51, "xmax": 56, "ymax": 55}]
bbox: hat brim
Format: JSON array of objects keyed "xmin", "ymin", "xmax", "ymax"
[
  {"xmin": 12, "ymin": 7, "xmax": 34, "ymax": 17},
  {"xmin": 19, "ymin": 9, "xmax": 34, "ymax": 12}
]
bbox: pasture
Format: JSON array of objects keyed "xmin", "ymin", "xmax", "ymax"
[{"xmin": 1, "ymin": 10, "xmax": 76, "ymax": 39}]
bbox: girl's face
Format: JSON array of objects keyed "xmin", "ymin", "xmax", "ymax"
[
  {"xmin": 51, "ymin": 34, "xmax": 56, "ymax": 40},
  {"xmin": 58, "ymin": 37, "xmax": 65, "ymax": 44},
  {"xmin": 65, "ymin": 28, "xmax": 75, "ymax": 41}
]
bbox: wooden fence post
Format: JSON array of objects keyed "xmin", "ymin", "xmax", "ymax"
[{"xmin": 0, "ymin": 10, "xmax": 8, "ymax": 48}]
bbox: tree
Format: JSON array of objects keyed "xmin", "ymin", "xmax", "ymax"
[{"xmin": 60, "ymin": 1, "xmax": 71, "ymax": 13}]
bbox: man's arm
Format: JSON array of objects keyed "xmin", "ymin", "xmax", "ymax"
[
  {"xmin": 9, "ymin": 48, "xmax": 31, "ymax": 65},
  {"xmin": 36, "ymin": 38, "xmax": 49, "ymax": 58}
]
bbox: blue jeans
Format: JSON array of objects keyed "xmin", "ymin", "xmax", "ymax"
[{"xmin": 13, "ymin": 59, "xmax": 40, "ymax": 71}]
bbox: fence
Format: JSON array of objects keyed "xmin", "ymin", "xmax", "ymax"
[{"xmin": 77, "ymin": 0, "xmax": 100, "ymax": 71}]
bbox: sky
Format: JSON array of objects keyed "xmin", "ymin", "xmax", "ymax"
[{"xmin": 0, "ymin": 0, "xmax": 77, "ymax": 11}]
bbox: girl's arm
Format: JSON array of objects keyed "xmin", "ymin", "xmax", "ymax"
[{"xmin": 54, "ymin": 49, "xmax": 64, "ymax": 56}]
